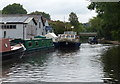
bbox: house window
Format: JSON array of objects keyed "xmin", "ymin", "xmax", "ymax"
[
  {"xmin": 1, "ymin": 25, "xmax": 16, "ymax": 29},
  {"xmin": 12, "ymin": 25, "xmax": 16, "ymax": 29},
  {"xmin": 10, "ymin": 25, "xmax": 13, "ymax": 29},
  {"xmin": 39, "ymin": 22, "xmax": 41, "ymax": 28},
  {"xmin": 7, "ymin": 25, "xmax": 10, "ymax": 29}
]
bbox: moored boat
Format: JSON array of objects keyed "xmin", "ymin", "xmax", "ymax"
[
  {"xmin": 12, "ymin": 36, "xmax": 54, "ymax": 53},
  {"xmin": 88, "ymin": 37, "xmax": 98, "ymax": 44},
  {"xmin": 56, "ymin": 31, "xmax": 81, "ymax": 48},
  {"xmin": 0, "ymin": 38, "xmax": 25, "ymax": 61}
]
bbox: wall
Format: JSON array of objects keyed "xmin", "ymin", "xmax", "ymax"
[
  {"xmin": 1, "ymin": 24, "xmax": 24, "ymax": 39},
  {"xmin": 26, "ymin": 20, "xmax": 37, "ymax": 39},
  {"xmin": 36, "ymin": 16, "xmax": 46, "ymax": 36}
]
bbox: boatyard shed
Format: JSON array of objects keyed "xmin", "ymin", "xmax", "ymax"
[
  {"xmin": 0, "ymin": 16, "xmax": 37, "ymax": 39},
  {"xmin": 0, "ymin": 14, "xmax": 47, "ymax": 39}
]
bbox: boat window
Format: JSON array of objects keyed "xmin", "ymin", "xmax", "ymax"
[
  {"xmin": 71, "ymin": 35, "xmax": 74, "ymax": 38},
  {"xmin": 66, "ymin": 35, "xmax": 71, "ymax": 38},
  {"xmin": 4, "ymin": 43, "xmax": 8, "ymax": 48},
  {"xmin": 76, "ymin": 36, "xmax": 79, "ymax": 39},
  {"xmin": 35, "ymin": 41, "xmax": 39, "ymax": 46},
  {"xmin": 28, "ymin": 42, "xmax": 32, "ymax": 47}
]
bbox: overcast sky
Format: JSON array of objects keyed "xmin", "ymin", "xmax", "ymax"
[{"xmin": 0, "ymin": 0, "xmax": 97, "ymax": 23}]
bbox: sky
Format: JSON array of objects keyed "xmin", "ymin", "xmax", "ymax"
[{"xmin": 0, "ymin": 0, "xmax": 97, "ymax": 23}]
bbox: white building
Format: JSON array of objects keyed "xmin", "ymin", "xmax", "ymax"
[
  {"xmin": 28, "ymin": 14, "xmax": 47, "ymax": 35},
  {"xmin": 0, "ymin": 14, "xmax": 47, "ymax": 39}
]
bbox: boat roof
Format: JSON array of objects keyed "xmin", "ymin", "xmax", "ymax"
[
  {"xmin": 34, "ymin": 35, "xmax": 46, "ymax": 38},
  {"xmin": 45, "ymin": 33, "xmax": 57, "ymax": 38}
]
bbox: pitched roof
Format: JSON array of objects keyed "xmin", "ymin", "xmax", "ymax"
[{"xmin": 0, "ymin": 15, "xmax": 37, "ymax": 25}]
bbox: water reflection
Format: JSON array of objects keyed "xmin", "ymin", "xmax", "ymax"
[
  {"xmin": 1, "ymin": 43, "xmax": 119, "ymax": 82},
  {"xmin": 102, "ymin": 46, "xmax": 120, "ymax": 83}
]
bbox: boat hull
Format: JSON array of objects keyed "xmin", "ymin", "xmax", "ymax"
[
  {"xmin": 12, "ymin": 38, "xmax": 55, "ymax": 54},
  {"xmin": 1, "ymin": 47, "xmax": 24, "ymax": 61},
  {"xmin": 55, "ymin": 41, "xmax": 81, "ymax": 48}
]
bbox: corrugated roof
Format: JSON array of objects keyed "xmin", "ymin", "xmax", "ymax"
[
  {"xmin": 0, "ymin": 16, "xmax": 29, "ymax": 23},
  {"xmin": 24, "ymin": 17, "xmax": 33, "ymax": 23}
]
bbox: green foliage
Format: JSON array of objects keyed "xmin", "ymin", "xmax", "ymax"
[
  {"xmin": 73, "ymin": 23, "xmax": 85, "ymax": 32},
  {"xmin": 0, "ymin": 10, "xmax": 2, "ymax": 14},
  {"xmin": 2, "ymin": 3, "xmax": 27, "ymax": 14},
  {"xmin": 68, "ymin": 12, "xmax": 79, "ymax": 28},
  {"xmin": 88, "ymin": 2, "xmax": 120, "ymax": 41},
  {"xmin": 87, "ymin": 17, "xmax": 105, "ymax": 37},
  {"xmin": 30, "ymin": 11, "xmax": 51, "ymax": 20},
  {"xmin": 49, "ymin": 20, "xmax": 85, "ymax": 35},
  {"xmin": 49, "ymin": 20, "xmax": 66, "ymax": 35}
]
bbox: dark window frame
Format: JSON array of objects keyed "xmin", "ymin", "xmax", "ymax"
[
  {"xmin": 28, "ymin": 42, "xmax": 32, "ymax": 47},
  {"xmin": 1, "ymin": 24, "xmax": 16, "ymax": 29},
  {"xmin": 35, "ymin": 41, "xmax": 39, "ymax": 46}
]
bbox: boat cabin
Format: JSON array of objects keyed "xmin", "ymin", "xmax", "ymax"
[
  {"xmin": 58, "ymin": 31, "xmax": 79, "ymax": 39},
  {"xmin": 0, "ymin": 38, "xmax": 11, "ymax": 52},
  {"xmin": 58, "ymin": 34, "xmax": 79, "ymax": 39}
]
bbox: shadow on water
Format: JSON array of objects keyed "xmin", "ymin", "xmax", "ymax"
[
  {"xmin": 102, "ymin": 46, "xmax": 120, "ymax": 84},
  {"xmin": 2, "ymin": 51, "xmax": 53, "ymax": 79},
  {"xmin": 57, "ymin": 47, "xmax": 80, "ymax": 53},
  {"xmin": 22, "ymin": 51, "xmax": 51, "ymax": 66}
]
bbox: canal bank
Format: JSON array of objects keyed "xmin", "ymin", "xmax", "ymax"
[
  {"xmin": 101, "ymin": 45, "xmax": 120, "ymax": 84},
  {"xmin": 99, "ymin": 39, "xmax": 120, "ymax": 45},
  {"xmin": 1, "ymin": 43, "xmax": 120, "ymax": 83}
]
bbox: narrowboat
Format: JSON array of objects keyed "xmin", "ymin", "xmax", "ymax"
[
  {"xmin": 12, "ymin": 36, "xmax": 54, "ymax": 53},
  {"xmin": 0, "ymin": 38, "xmax": 25, "ymax": 61},
  {"xmin": 56, "ymin": 31, "xmax": 81, "ymax": 48}
]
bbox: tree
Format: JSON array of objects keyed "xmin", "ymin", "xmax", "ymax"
[
  {"xmin": 2, "ymin": 3, "xmax": 27, "ymax": 14},
  {"xmin": 30, "ymin": 11, "xmax": 51, "ymax": 20},
  {"xmin": 87, "ymin": 17, "xmax": 106, "ymax": 38},
  {"xmin": 0, "ymin": 10, "xmax": 2, "ymax": 14},
  {"xmin": 68, "ymin": 12, "xmax": 79, "ymax": 29},
  {"xmin": 88, "ymin": 2, "xmax": 120, "ymax": 41},
  {"xmin": 49, "ymin": 20, "xmax": 66, "ymax": 35}
]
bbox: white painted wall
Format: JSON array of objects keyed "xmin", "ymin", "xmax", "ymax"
[
  {"xmin": 1, "ymin": 24, "xmax": 24, "ymax": 39},
  {"xmin": 0, "ymin": 16, "xmax": 47, "ymax": 39},
  {"xmin": 36, "ymin": 16, "xmax": 46, "ymax": 36},
  {"xmin": 26, "ymin": 20, "xmax": 37, "ymax": 39},
  {"xmin": 1, "ymin": 19, "xmax": 38, "ymax": 39}
]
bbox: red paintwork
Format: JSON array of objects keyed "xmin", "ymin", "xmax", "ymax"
[{"xmin": 0, "ymin": 38, "xmax": 11, "ymax": 52}]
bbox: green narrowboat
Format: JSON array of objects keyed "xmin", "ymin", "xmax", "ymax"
[{"xmin": 12, "ymin": 36, "xmax": 54, "ymax": 53}]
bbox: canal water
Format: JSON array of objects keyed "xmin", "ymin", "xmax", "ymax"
[{"xmin": 1, "ymin": 43, "xmax": 120, "ymax": 83}]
